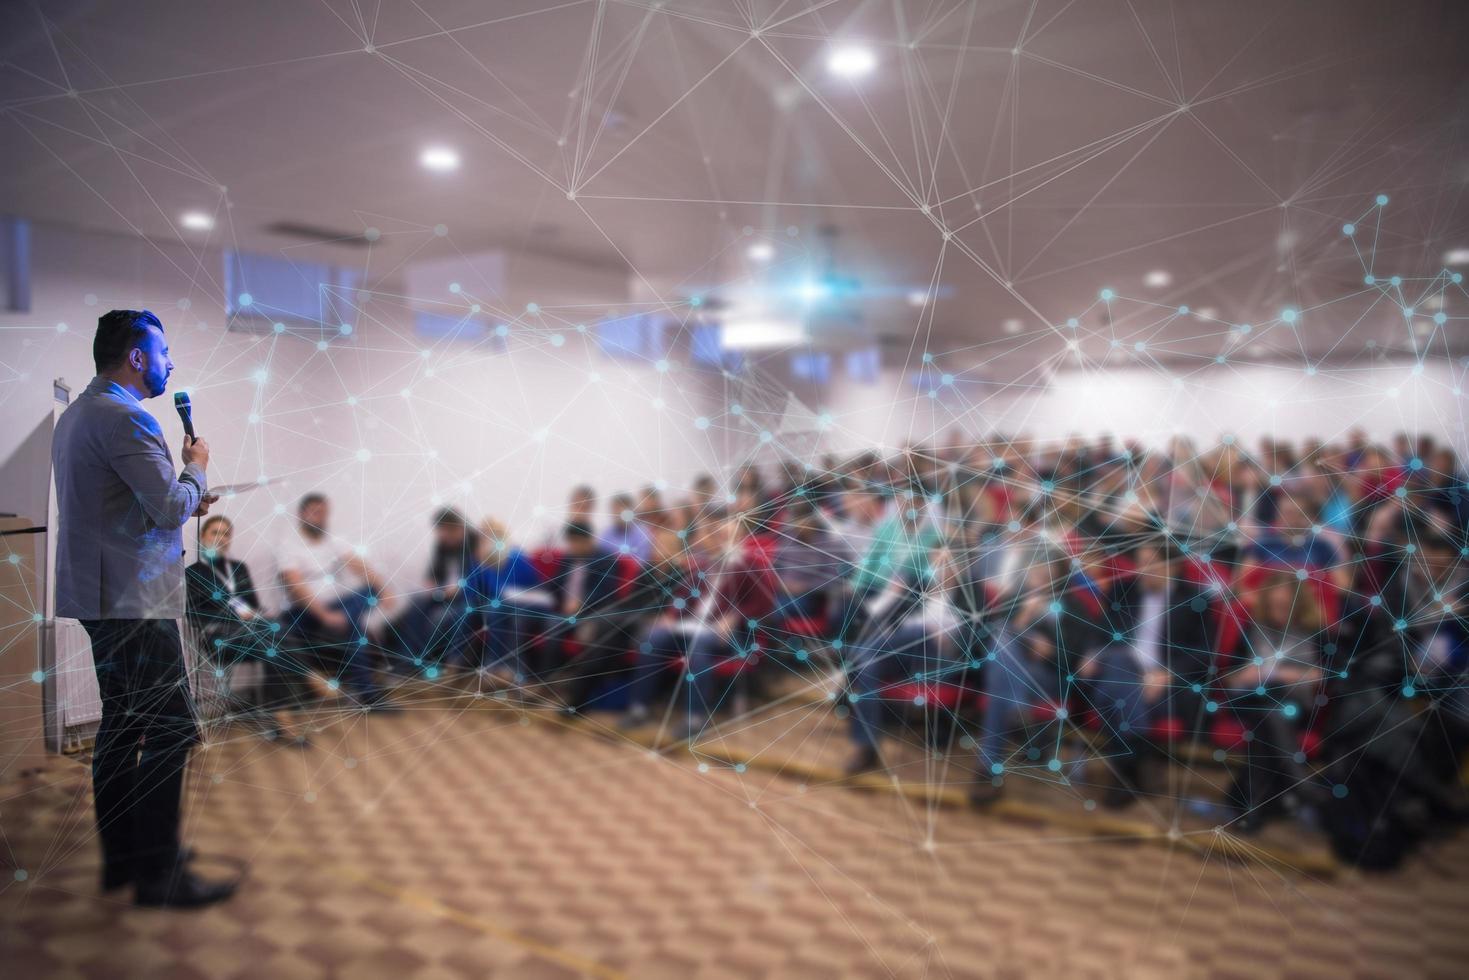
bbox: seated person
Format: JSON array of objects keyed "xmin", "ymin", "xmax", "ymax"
[
  {"xmin": 844, "ymin": 545, "xmax": 968, "ymax": 774},
  {"xmin": 601, "ymin": 492, "xmax": 653, "ymax": 561},
  {"xmin": 970, "ymin": 548, "xmax": 1159, "ymax": 809},
  {"xmin": 544, "ymin": 521, "xmax": 634, "ymax": 706},
  {"xmin": 1217, "ymin": 569, "xmax": 1324, "ymax": 831},
  {"xmin": 618, "ymin": 526, "xmax": 705, "ymax": 728},
  {"xmin": 276, "ymin": 493, "xmax": 393, "ymax": 706},
  {"xmin": 186, "ymin": 515, "xmax": 309, "ymax": 745},
  {"xmin": 833, "ymin": 490, "xmax": 941, "ymax": 647},
  {"xmin": 771, "ymin": 503, "xmax": 853, "ymax": 625},
  {"xmin": 1127, "ymin": 543, "xmax": 1220, "ymax": 735},
  {"xmin": 389, "ymin": 508, "xmax": 481, "ymax": 673},
  {"xmin": 618, "ymin": 515, "xmax": 776, "ymax": 738},
  {"xmin": 464, "ymin": 517, "xmax": 546, "ymax": 681}
]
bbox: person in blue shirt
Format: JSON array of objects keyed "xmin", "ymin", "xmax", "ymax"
[
  {"xmin": 465, "ymin": 518, "xmax": 545, "ymax": 681},
  {"xmin": 601, "ymin": 491, "xmax": 654, "ymax": 561}
]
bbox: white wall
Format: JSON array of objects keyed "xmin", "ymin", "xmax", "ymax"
[
  {"xmin": 816, "ymin": 360, "xmax": 1469, "ymax": 454},
  {"xmin": 0, "ymin": 222, "xmax": 727, "ymax": 601}
]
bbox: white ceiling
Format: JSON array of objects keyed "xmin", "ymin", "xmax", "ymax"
[{"xmin": 3, "ymin": 0, "xmax": 1467, "ymax": 367}]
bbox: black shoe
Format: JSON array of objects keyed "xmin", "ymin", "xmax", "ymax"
[
  {"xmin": 968, "ymin": 781, "xmax": 1004, "ymax": 808},
  {"xmin": 134, "ymin": 868, "xmax": 236, "ymax": 909},
  {"xmin": 843, "ymin": 745, "xmax": 882, "ymax": 777},
  {"xmin": 102, "ymin": 846, "xmax": 197, "ymax": 893},
  {"xmin": 1101, "ymin": 760, "xmax": 1145, "ymax": 811}
]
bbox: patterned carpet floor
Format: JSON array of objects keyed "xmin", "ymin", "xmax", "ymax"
[{"xmin": 2, "ymin": 686, "xmax": 1467, "ymax": 979}]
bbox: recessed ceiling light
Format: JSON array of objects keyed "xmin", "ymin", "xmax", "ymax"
[
  {"xmin": 420, "ymin": 145, "xmax": 461, "ymax": 172},
  {"xmin": 1144, "ymin": 269, "xmax": 1171, "ymax": 288},
  {"xmin": 827, "ymin": 45, "xmax": 877, "ymax": 79},
  {"xmin": 746, "ymin": 242, "xmax": 774, "ymax": 262},
  {"xmin": 1446, "ymin": 248, "xmax": 1469, "ymax": 266},
  {"xmin": 180, "ymin": 211, "xmax": 213, "ymax": 231},
  {"xmin": 907, "ymin": 290, "xmax": 929, "ymax": 307}
]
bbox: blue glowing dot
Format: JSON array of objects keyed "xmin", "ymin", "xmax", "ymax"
[
  {"xmin": 449, "ymin": 282, "xmax": 460, "ymax": 293},
  {"xmin": 1066, "ymin": 317, "xmax": 1079, "ymax": 328},
  {"xmin": 1100, "ymin": 288, "xmax": 1114, "ymax": 301},
  {"xmin": 695, "ymin": 416, "xmax": 709, "ymax": 430},
  {"xmin": 1049, "ymin": 600, "xmax": 1062, "ymax": 614},
  {"xmin": 1047, "ymin": 758, "xmax": 1062, "ymax": 772},
  {"xmin": 1055, "ymin": 707, "xmax": 1068, "ymax": 720},
  {"xmin": 1343, "ymin": 223, "xmax": 1355, "ymax": 235},
  {"xmin": 327, "ymin": 678, "xmax": 340, "ymax": 690},
  {"xmin": 339, "ymin": 323, "xmax": 352, "ymax": 335},
  {"xmin": 1370, "ymin": 594, "xmax": 1383, "ymax": 606},
  {"xmin": 1390, "ymin": 275, "xmax": 1402, "ymax": 286},
  {"xmin": 1178, "ymin": 305, "xmax": 1189, "ymax": 315},
  {"xmin": 526, "ymin": 302, "xmax": 539, "ymax": 313},
  {"xmin": 1332, "ymin": 784, "xmax": 1349, "ymax": 799},
  {"xmin": 31, "ymin": 670, "xmax": 45, "ymax": 684},
  {"xmin": 1403, "ymin": 306, "xmax": 1415, "ymax": 318},
  {"xmin": 1282, "ymin": 703, "xmax": 1297, "ymax": 718},
  {"xmin": 1280, "ymin": 308, "xmax": 1297, "ymax": 324},
  {"xmin": 13, "ymin": 869, "xmax": 26, "ymax": 882},
  {"xmin": 425, "ymin": 666, "xmax": 439, "ymax": 679},
  {"xmin": 1376, "ymin": 194, "xmax": 1389, "ymax": 206},
  {"xmin": 1435, "ymin": 312, "xmax": 1447, "ymax": 325},
  {"xmin": 1454, "ymin": 273, "xmax": 1464, "ymax": 284},
  {"xmin": 690, "ymin": 296, "xmax": 703, "ymax": 307},
  {"xmin": 1205, "ymin": 700, "xmax": 1218, "ymax": 713},
  {"xmin": 990, "ymin": 762, "xmax": 1004, "ymax": 775},
  {"xmin": 1365, "ymin": 275, "xmax": 1375, "ymax": 284},
  {"xmin": 238, "ymin": 293, "xmax": 253, "ymax": 307},
  {"xmin": 1402, "ymin": 684, "xmax": 1416, "ymax": 698},
  {"xmin": 922, "ymin": 352, "xmax": 933, "ymax": 363},
  {"xmin": 730, "ymin": 403, "xmax": 743, "ymax": 415},
  {"xmin": 273, "ymin": 322, "xmax": 286, "ymax": 334},
  {"xmin": 1410, "ymin": 457, "xmax": 1423, "ymax": 470}
]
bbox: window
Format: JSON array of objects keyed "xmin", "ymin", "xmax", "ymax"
[
  {"xmin": 691, "ymin": 321, "xmax": 743, "ymax": 373},
  {"xmin": 1, "ymin": 217, "xmax": 30, "ymax": 313},
  {"xmin": 845, "ymin": 347, "xmax": 880, "ymax": 383},
  {"xmin": 596, "ymin": 314, "xmax": 648, "ymax": 360},
  {"xmin": 791, "ymin": 351, "xmax": 831, "ymax": 384},
  {"xmin": 224, "ymin": 249, "xmax": 360, "ymax": 331}
]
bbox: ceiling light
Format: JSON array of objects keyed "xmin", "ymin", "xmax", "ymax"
[
  {"xmin": 1002, "ymin": 318, "xmax": 1023, "ymax": 335},
  {"xmin": 907, "ymin": 290, "xmax": 929, "ymax": 307},
  {"xmin": 827, "ymin": 45, "xmax": 876, "ymax": 79},
  {"xmin": 420, "ymin": 145, "xmax": 461, "ymax": 173},
  {"xmin": 1446, "ymin": 248, "xmax": 1469, "ymax": 266},
  {"xmin": 1144, "ymin": 269, "xmax": 1171, "ymax": 288},
  {"xmin": 746, "ymin": 242, "xmax": 774, "ymax": 262},
  {"xmin": 180, "ymin": 211, "xmax": 213, "ymax": 231},
  {"xmin": 796, "ymin": 279, "xmax": 831, "ymax": 304}
]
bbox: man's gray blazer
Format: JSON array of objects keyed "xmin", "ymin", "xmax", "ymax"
[{"xmin": 51, "ymin": 376, "xmax": 208, "ymax": 620}]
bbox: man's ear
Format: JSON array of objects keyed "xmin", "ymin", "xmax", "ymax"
[{"xmin": 127, "ymin": 346, "xmax": 146, "ymax": 372}]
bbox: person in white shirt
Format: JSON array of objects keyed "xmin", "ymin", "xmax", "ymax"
[{"xmin": 277, "ymin": 493, "xmax": 391, "ymax": 705}]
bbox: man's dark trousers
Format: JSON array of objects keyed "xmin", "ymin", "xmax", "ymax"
[{"xmin": 80, "ymin": 618, "xmax": 199, "ymax": 884}]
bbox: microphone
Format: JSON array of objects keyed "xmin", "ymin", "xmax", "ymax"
[{"xmin": 174, "ymin": 391, "xmax": 196, "ymax": 441}]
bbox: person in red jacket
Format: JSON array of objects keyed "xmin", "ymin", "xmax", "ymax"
[{"xmin": 648, "ymin": 514, "xmax": 777, "ymax": 740}]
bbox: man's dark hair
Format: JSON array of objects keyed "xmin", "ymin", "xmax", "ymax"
[
  {"xmin": 432, "ymin": 507, "xmax": 467, "ymax": 528},
  {"xmin": 564, "ymin": 522, "xmax": 595, "ymax": 541},
  {"xmin": 94, "ymin": 309, "xmax": 163, "ymax": 373},
  {"xmin": 298, "ymin": 492, "xmax": 328, "ymax": 513}
]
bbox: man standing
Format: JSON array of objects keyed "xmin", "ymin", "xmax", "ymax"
[{"xmin": 52, "ymin": 309, "xmax": 235, "ymax": 908}]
